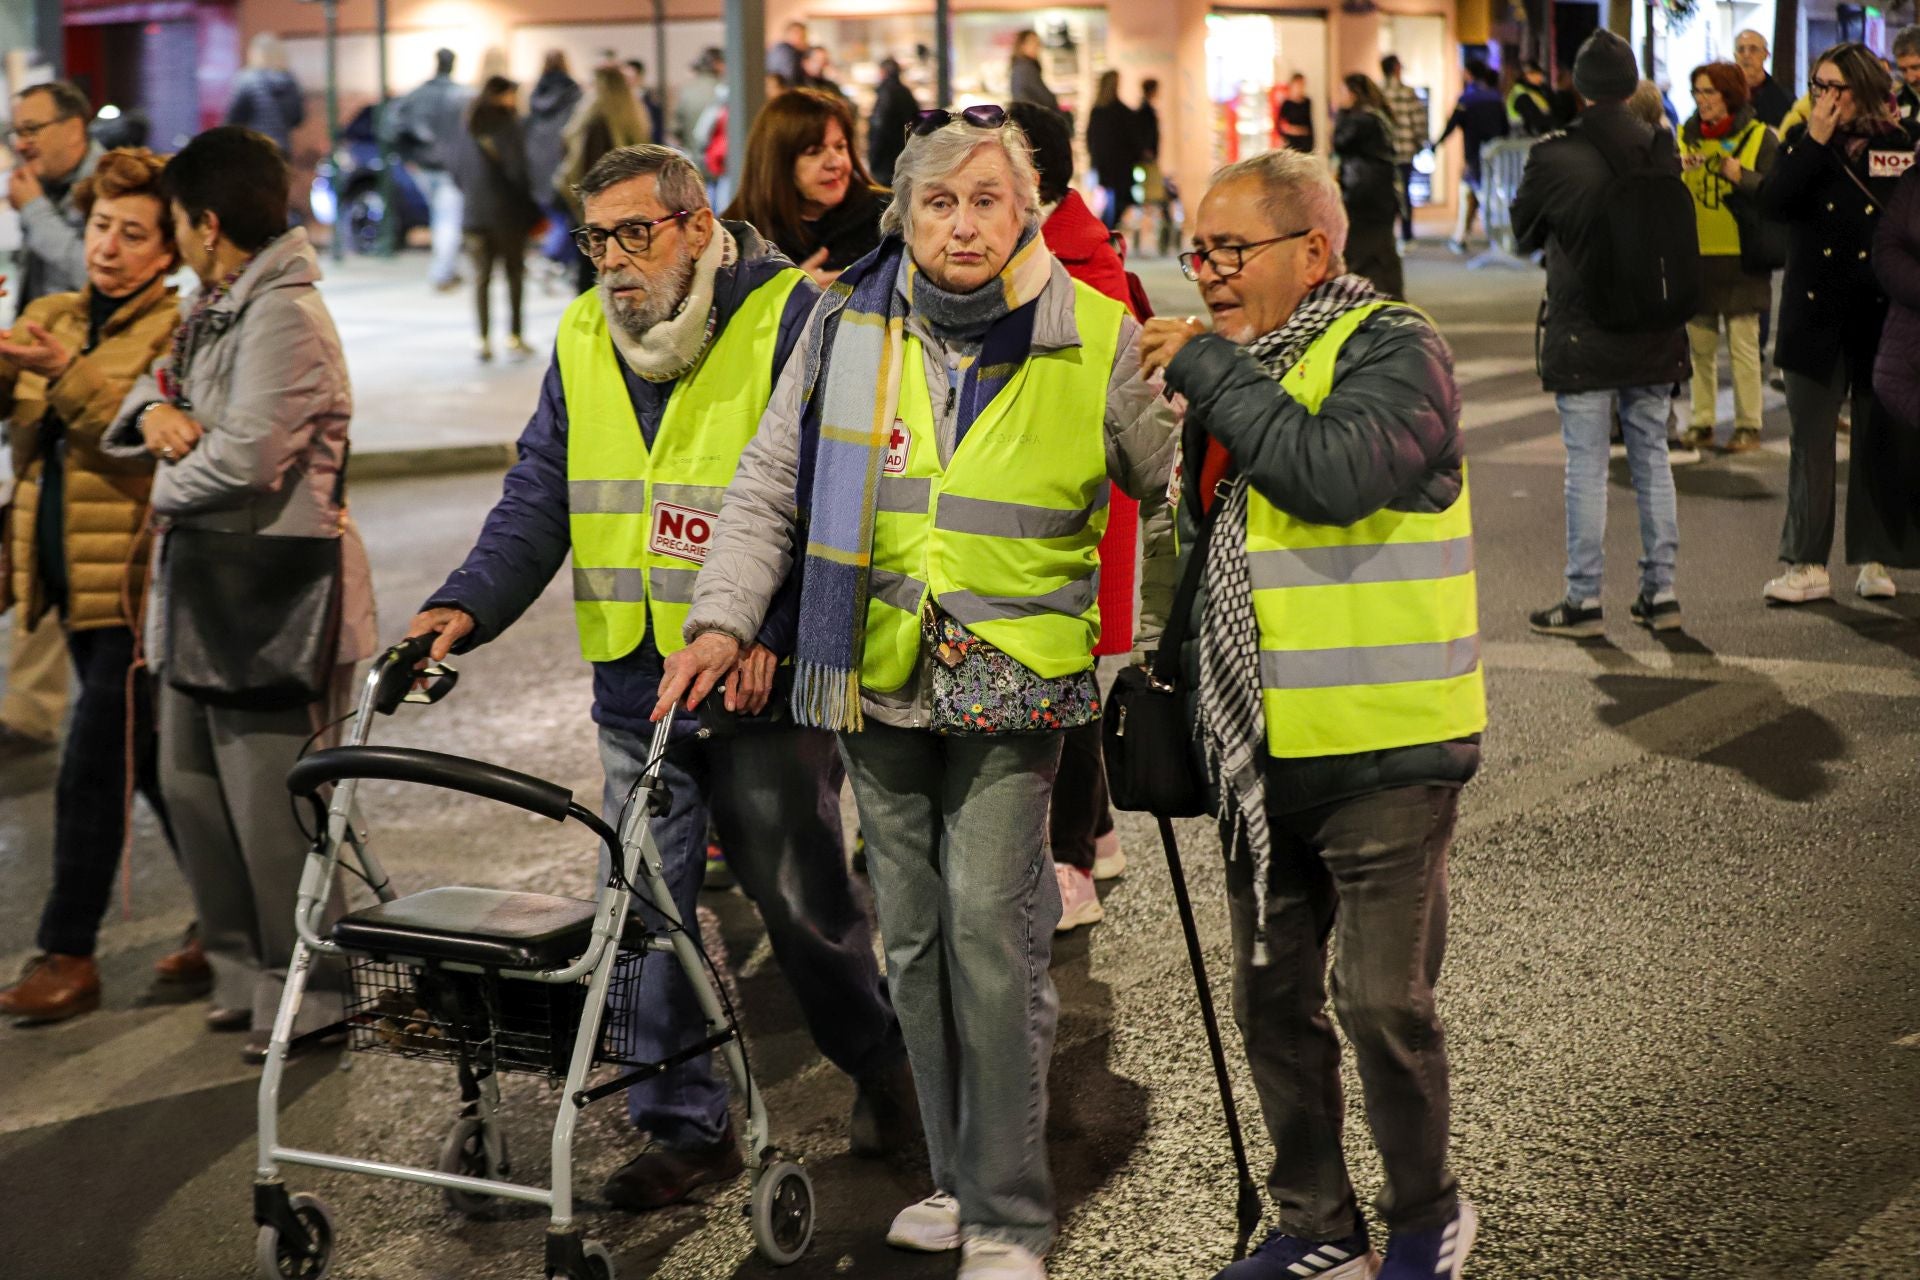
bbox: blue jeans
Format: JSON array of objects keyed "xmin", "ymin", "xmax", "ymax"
[
  {"xmin": 1555, "ymin": 386, "xmax": 1679, "ymax": 602},
  {"xmin": 838, "ymin": 722, "xmax": 1064, "ymax": 1257},
  {"xmin": 598, "ymin": 721, "xmax": 901, "ymax": 1148}
]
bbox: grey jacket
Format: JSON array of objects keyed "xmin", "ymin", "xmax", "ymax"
[
  {"xmin": 104, "ymin": 228, "xmax": 376, "ymax": 665},
  {"xmin": 15, "ymin": 141, "xmax": 103, "ymax": 309},
  {"xmin": 1010, "ymin": 56, "xmax": 1061, "ymax": 115},
  {"xmin": 687, "ymin": 259, "xmax": 1178, "ymax": 726}
]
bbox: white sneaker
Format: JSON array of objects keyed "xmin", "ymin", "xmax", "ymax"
[
  {"xmin": 1054, "ymin": 863, "xmax": 1104, "ymax": 934},
  {"xmin": 959, "ymin": 1237, "xmax": 1047, "ymax": 1279},
  {"xmin": 886, "ymin": 1192, "xmax": 960, "ymax": 1252},
  {"xmin": 1857, "ymin": 562, "xmax": 1897, "ymax": 599},
  {"xmin": 1091, "ymin": 830, "xmax": 1127, "ymax": 880},
  {"xmin": 1763, "ymin": 563, "xmax": 1831, "ymax": 604}
]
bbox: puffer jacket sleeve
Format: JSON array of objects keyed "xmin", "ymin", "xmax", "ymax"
[
  {"xmin": 46, "ymin": 303, "xmax": 174, "ymax": 467},
  {"xmin": 1162, "ymin": 309, "xmax": 1460, "ymax": 528},
  {"xmin": 1874, "ymin": 168, "xmax": 1920, "ymax": 311},
  {"xmin": 1104, "ymin": 312, "xmax": 1178, "ymax": 511}
]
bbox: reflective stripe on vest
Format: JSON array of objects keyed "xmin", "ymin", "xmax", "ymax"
[
  {"xmin": 1506, "ymin": 82, "xmax": 1550, "ymax": 127},
  {"xmin": 558, "ymin": 268, "xmax": 804, "ymax": 661},
  {"xmin": 861, "ymin": 280, "xmax": 1124, "ymax": 691},
  {"xmin": 1247, "ymin": 301, "xmax": 1487, "ymax": 758},
  {"xmin": 1681, "ymin": 122, "xmax": 1768, "ymax": 257}
]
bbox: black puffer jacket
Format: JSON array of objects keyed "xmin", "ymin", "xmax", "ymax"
[
  {"xmin": 1160, "ymin": 305, "xmax": 1481, "ymax": 816},
  {"xmin": 1511, "ymin": 102, "xmax": 1692, "ymax": 393},
  {"xmin": 1761, "ymin": 119, "xmax": 1920, "ymax": 381}
]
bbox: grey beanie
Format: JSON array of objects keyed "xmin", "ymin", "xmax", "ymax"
[{"xmin": 1573, "ymin": 29, "xmax": 1640, "ymax": 103}]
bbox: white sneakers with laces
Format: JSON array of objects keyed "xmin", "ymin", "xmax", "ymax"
[
  {"xmin": 960, "ymin": 1237, "xmax": 1048, "ymax": 1278},
  {"xmin": 1762, "ymin": 563, "xmax": 1831, "ymax": 604},
  {"xmin": 886, "ymin": 1191, "xmax": 961, "ymax": 1252},
  {"xmin": 1857, "ymin": 562, "xmax": 1897, "ymax": 599}
]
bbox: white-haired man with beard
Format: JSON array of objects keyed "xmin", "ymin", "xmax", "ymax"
[{"xmin": 405, "ymin": 144, "xmax": 914, "ymax": 1212}]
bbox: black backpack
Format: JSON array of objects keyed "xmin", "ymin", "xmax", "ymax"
[{"xmin": 1579, "ymin": 125, "xmax": 1701, "ymax": 333}]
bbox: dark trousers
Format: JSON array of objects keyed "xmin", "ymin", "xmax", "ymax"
[
  {"xmin": 1781, "ymin": 363, "xmax": 1920, "ymax": 567},
  {"xmin": 466, "ymin": 228, "xmax": 526, "ymax": 341},
  {"xmin": 1396, "ymin": 162, "xmax": 1417, "ymax": 242},
  {"xmin": 1101, "ymin": 185, "xmax": 1134, "ymax": 230},
  {"xmin": 1225, "ymin": 784, "xmax": 1461, "ymax": 1238},
  {"xmin": 1048, "ymin": 720, "xmax": 1113, "ymax": 872},
  {"xmin": 36, "ymin": 625, "xmax": 173, "ymax": 957}
]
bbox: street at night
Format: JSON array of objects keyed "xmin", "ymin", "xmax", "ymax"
[{"xmin": 2, "ymin": 249, "xmax": 1917, "ymax": 1279}]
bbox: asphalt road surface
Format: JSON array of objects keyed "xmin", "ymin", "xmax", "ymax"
[{"xmin": 1, "ymin": 248, "xmax": 1917, "ymax": 1280}]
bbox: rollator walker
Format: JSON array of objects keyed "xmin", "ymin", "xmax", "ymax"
[{"xmin": 253, "ymin": 636, "xmax": 814, "ymax": 1280}]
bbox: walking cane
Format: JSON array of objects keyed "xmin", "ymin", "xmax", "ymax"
[{"xmin": 1157, "ymin": 812, "xmax": 1263, "ymax": 1261}]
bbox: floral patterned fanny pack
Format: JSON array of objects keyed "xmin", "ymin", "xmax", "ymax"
[{"xmin": 922, "ymin": 604, "xmax": 1100, "ymax": 736}]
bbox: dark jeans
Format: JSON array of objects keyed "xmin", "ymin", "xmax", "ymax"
[
  {"xmin": 466, "ymin": 228, "xmax": 526, "ymax": 342},
  {"xmin": 1396, "ymin": 162, "xmax": 1416, "ymax": 241},
  {"xmin": 1225, "ymin": 784, "xmax": 1461, "ymax": 1238},
  {"xmin": 1048, "ymin": 720, "xmax": 1112, "ymax": 872},
  {"xmin": 36, "ymin": 626, "xmax": 173, "ymax": 957}
]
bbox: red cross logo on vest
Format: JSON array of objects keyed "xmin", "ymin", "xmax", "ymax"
[{"xmin": 884, "ymin": 421, "xmax": 910, "ymax": 475}]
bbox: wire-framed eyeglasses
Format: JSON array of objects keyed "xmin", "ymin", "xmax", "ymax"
[
  {"xmin": 1178, "ymin": 229, "xmax": 1311, "ymax": 282},
  {"xmin": 571, "ymin": 211, "xmax": 692, "ymax": 260}
]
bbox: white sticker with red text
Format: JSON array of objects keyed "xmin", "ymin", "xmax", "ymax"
[
  {"xmin": 884, "ymin": 422, "xmax": 911, "ymax": 476},
  {"xmin": 650, "ymin": 502, "xmax": 718, "ymax": 563},
  {"xmin": 1871, "ymin": 150, "xmax": 1915, "ymax": 179}
]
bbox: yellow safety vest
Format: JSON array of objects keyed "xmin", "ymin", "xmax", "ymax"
[
  {"xmin": 1506, "ymin": 82, "xmax": 1552, "ymax": 129},
  {"xmin": 1681, "ymin": 121, "xmax": 1768, "ymax": 257},
  {"xmin": 558, "ymin": 268, "xmax": 804, "ymax": 661},
  {"xmin": 862, "ymin": 280, "xmax": 1124, "ymax": 691},
  {"xmin": 1247, "ymin": 302, "xmax": 1486, "ymax": 758}
]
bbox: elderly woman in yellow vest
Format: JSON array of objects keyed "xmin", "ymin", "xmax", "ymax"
[
  {"xmin": 0, "ymin": 147, "xmax": 185, "ymax": 1025},
  {"xmin": 662, "ymin": 107, "xmax": 1176, "ymax": 1279},
  {"xmin": 1137, "ymin": 147, "xmax": 1484, "ymax": 1280},
  {"xmin": 1679, "ymin": 60, "xmax": 1780, "ymax": 453}
]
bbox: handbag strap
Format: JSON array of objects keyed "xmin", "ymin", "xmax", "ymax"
[{"xmin": 1148, "ymin": 478, "xmax": 1225, "ymax": 688}]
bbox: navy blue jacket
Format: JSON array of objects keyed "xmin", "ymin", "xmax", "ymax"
[{"xmin": 425, "ymin": 222, "xmax": 817, "ymax": 736}]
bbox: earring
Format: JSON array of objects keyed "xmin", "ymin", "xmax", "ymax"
[{"xmin": 203, "ymin": 240, "xmax": 215, "ymax": 254}]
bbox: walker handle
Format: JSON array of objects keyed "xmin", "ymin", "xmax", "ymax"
[{"xmin": 287, "ymin": 745, "xmax": 575, "ymax": 823}]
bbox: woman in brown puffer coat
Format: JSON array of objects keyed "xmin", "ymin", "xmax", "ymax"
[{"xmin": 0, "ymin": 147, "xmax": 183, "ymax": 1025}]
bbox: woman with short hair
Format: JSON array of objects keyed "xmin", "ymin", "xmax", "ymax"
[
  {"xmin": 665, "ymin": 108, "xmax": 1176, "ymax": 1278},
  {"xmin": 724, "ymin": 87, "xmax": 887, "ymax": 288}
]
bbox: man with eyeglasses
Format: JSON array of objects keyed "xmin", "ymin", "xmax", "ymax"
[
  {"xmin": 404, "ymin": 144, "xmax": 913, "ymax": 1212},
  {"xmin": 1735, "ymin": 29, "xmax": 1793, "ymax": 127},
  {"xmin": 1139, "ymin": 144, "xmax": 1482, "ymax": 1280}
]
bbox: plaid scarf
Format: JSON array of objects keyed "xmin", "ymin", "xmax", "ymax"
[
  {"xmin": 790, "ymin": 230, "xmax": 1054, "ymax": 730},
  {"xmin": 1199, "ymin": 273, "xmax": 1384, "ymax": 966}
]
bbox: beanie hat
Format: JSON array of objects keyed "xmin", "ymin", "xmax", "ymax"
[{"xmin": 1573, "ymin": 29, "xmax": 1640, "ymax": 103}]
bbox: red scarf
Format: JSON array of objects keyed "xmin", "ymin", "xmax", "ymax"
[{"xmin": 1699, "ymin": 114, "xmax": 1735, "ymax": 140}]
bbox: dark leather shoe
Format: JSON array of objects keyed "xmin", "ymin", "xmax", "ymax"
[
  {"xmin": 206, "ymin": 1006, "xmax": 250, "ymax": 1032},
  {"xmin": 850, "ymin": 1054, "xmax": 922, "ymax": 1157},
  {"xmin": 155, "ymin": 926, "xmax": 212, "ymax": 985},
  {"xmin": 0, "ymin": 954, "xmax": 101, "ymax": 1024},
  {"xmin": 603, "ymin": 1123, "xmax": 745, "ymax": 1212}
]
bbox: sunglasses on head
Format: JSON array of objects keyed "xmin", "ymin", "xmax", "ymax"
[{"xmin": 909, "ymin": 104, "xmax": 1009, "ymax": 137}]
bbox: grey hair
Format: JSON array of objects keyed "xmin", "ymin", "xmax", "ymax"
[
  {"xmin": 1209, "ymin": 147, "xmax": 1348, "ymax": 265},
  {"xmin": 879, "ymin": 122, "xmax": 1041, "ymax": 240},
  {"xmin": 576, "ymin": 143, "xmax": 710, "ymax": 212}
]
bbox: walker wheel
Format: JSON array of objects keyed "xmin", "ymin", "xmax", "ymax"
[
  {"xmin": 750, "ymin": 1161, "xmax": 814, "ymax": 1266},
  {"xmin": 438, "ymin": 1114, "xmax": 504, "ymax": 1216},
  {"xmin": 255, "ymin": 1192, "xmax": 334, "ymax": 1280},
  {"xmin": 578, "ymin": 1239, "xmax": 616, "ymax": 1279}
]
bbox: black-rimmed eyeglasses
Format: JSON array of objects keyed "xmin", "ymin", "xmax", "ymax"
[
  {"xmin": 5, "ymin": 116, "xmax": 72, "ymax": 144},
  {"xmin": 1179, "ymin": 229, "xmax": 1311, "ymax": 282},
  {"xmin": 909, "ymin": 104, "xmax": 1009, "ymax": 138},
  {"xmin": 571, "ymin": 210, "xmax": 692, "ymax": 260}
]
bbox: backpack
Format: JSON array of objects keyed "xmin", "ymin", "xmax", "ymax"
[{"xmin": 1579, "ymin": 125, "xmax": 1701, "ymax": 333}]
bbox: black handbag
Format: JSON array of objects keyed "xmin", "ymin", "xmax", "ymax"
[
  {"xmin": 1730, "ymin": 189, "xmax": 1789, "ymax": 274},
  {"xmin": 1102, "ymin": 495, "xmax": 1220, "ymax": 818},
  {"xmin": 162, "ymin": 450, "xmax": 348, "ymax": 712}
]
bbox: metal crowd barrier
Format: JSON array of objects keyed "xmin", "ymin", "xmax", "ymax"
[{"xmin": 1478, "ymin": 136, "xmax": 1540, "ymax": 263}]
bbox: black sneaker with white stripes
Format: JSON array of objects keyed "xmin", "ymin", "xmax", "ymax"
[
  {"xmin": 1527, "ymin": 597, "xmax": 1604, "ymax": 638},
  {"xmin": 1629, "ymin": 591, "xmax": 1682, "ymax": 631},
  {"xmin": 1211, "ymin": 1224, "xmax": 1377, "ymax": 1279}
]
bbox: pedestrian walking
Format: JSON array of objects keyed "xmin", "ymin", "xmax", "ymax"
[
  {"xmin": 1137, "ymin": 143, "xmax": 1483, "ymax": 1280},
  {"xmin": 1010, "ymin": 30, "xmax": 1061, "ymax": 114},
  {"xmin": 1380, "ymin": 55, "xmax": 1429, "ymax": 244},
  {"xmin": 1, "ymin": 80, "xmax": 102, "ymax": 762},
  {"xmin": 1332, "ymin": 73, "xmax": 1405, "ymax": 299},
  {"xmin": 408, "ymin": 143, "xmax": 913, "ymax": 1212},
  {"xmin": 724, "ymin": 89, "xmax": 886, "ymax": 289},
  {"xmin": 1677, "ymin": 61, "xmax": 1778, "ymax": 453},
  {"xmin": 868, "ymin": 57, "xmax": 921, "ymax": 186},
  {"xmin": 560, "ymin": 66, "xmax": 651, "ymax": 293},
  {"xmin": 768, "ymin": 21, "xmax": 810, "ymax": 90},
  {"xmin": 1136, "ymin": 78, "xmax": 1177, "ymax": 255},
  {"xmin": 675, "ymin": 47, "xmax": 724, "ymax": 155},
  {"xmin": 224, "ymin": 34, "xmax": 306, "ymax": 157},
  {"xmin": 525, "ymin": 51, "xmax": 583, "ymax": 277},
  {"xmin": 801, "ymin": 47, "xmax": 845, "ymax": 99},
  {"xmin": 386, "ymin": 48, "xmax": 474, "ymax": 291},
  {"xmin": 101, "ymin": 126, "xmax": 376, "ymax": 1062},
  {"xmin": 621, "ymin": 60, "xmax": 666, "ymax": 144},
  {"xmin": 1275, "ymin": 73, "xmax": 1315, "ymax": 152},
  {"xmin": 1513, "ymin": 29, "xmax": 1692, "ymax": 636},
  {"xmin": 0, "ymin": 148, "xmax": 185, "ymax": 1026},
  {"xmin": 664, "ymin": 108, "xmax": 1177, "ymax": 1279},
  {"xmin": 1437, "ymin": 62, "xmax": 1507, "ymax": 253},
  {"xmin": 449, "ymin": 75, "xmax": 539, "ymax": 362},
  {"xmin": 1761, "ymin": 43, "xmax": 1920, "ymax": 605},
  {"xmin": 1735, "ymin": 29, "xmax": 1794, "ymax": 128},
  {"xmin": 1087, "ymin": 70, "xmax": 1141, "ymax": 231},
  {"xmin": 1009, "ymin": 100, "xmax": 1145, "ymax": 932}
]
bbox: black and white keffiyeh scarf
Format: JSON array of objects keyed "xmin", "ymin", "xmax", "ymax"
[{"xmin": 1199, "ymin": 273, "xmax": 1384, "ymax": 966}]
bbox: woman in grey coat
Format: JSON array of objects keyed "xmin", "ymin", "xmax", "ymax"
[
  {"xmin": 658, "ymin": 114, "xmax": 1175, "ymax": 1279},
  {"xmin": 106, "ymin": 127, "xmax": 375, "ymax": 1061}
]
